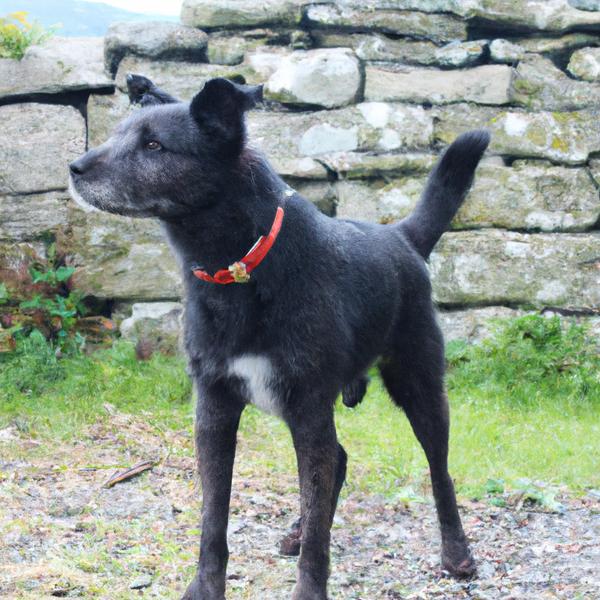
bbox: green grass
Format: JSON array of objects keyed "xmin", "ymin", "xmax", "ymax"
[{"xmin": 1, "ymin": 315, "xmax": 598, "ymax": 499}]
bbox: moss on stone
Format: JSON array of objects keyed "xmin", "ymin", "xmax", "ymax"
[{"xmin": 551, "ymin": 136, "xmax": 569, "ymax": 153}]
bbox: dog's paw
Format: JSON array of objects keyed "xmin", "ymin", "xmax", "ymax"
[
  {"xmin": 181, "ymin": 575, "xmax": 225, "ymax": 600},
  {"xmin": 291, "ymin": 580, "xmax": 328, "ymax": 600},
  {"xmin": 278, "ymin": 518, "xmax": 302, "ymax": 556},
  {"xmin": 441, "ymin": 547, "xmax": 477, "ymax": 579}
]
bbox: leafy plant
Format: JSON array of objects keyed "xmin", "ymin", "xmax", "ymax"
[
  {"xmin": 485, "ymin": 478, "xmax": 507, "ymax": 507},
  {"xmin": 0, "ymin": 11, "xmax": 54, "ymax": 59},
  {"xmin": 447, "ymin": 314, "xmax": 600, "ymax": 407},
  {"xmin": 485, "ymin": 478, "xmax": 505, "ymax": 495},
  {"xmin": 1, "ymin": 243, "xmax": 87, "ymax": 353},
  {"xmin": 513, "ymin": 479, "xmax": 564, "ymax": 513}
]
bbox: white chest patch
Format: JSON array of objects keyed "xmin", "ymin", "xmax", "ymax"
[{"xmin": 228, "ymin": 354, "xmax": 281, "ymax": 417}]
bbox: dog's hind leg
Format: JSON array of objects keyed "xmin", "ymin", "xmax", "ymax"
[
  {"xmin": 279, "ymin": 441, "xmax": 347, "ymax": 557},
  {"xmin": 182, "ymin": 379, "xmax": 245, "ymax": 600},
  {"xmin": 379, "ymin": 319, "xmax": 475, "ymax": 579},
  {"xmin": 285, "ymin": 402, "xmax": 339, "ymax": 600}
]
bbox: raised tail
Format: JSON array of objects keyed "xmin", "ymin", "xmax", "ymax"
[{"xmin": 400, "ymin": 130, "xmax": 490, "ymax": 259}]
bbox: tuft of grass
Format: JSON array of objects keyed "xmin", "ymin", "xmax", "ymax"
[
  {"xmin": 0, "ymin": 338, "xmax": 192, "ymax": 438},
  {"xmin": 0, "ymin": 11, "xmax": 54, "ymax": 59},
  {"xmin": 0, "ymin": 315, "xmax": 598, "ymax": 498},
  {"xmin": 446, "ymin": 314, "xmax": 599, "ymax": 408}
]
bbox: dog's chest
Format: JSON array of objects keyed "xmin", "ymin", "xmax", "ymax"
[{"xmin": 227, "ymin": 354, "xmax": 281, "ymax": 417}]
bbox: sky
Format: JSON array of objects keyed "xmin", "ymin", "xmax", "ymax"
[
  {"xmin": 0, "ymin": 0, "xmax": 181, "ymax": 35},
  {"xmin": 81, "ymin": 0, "xmax": 183, "ymax": 16}
]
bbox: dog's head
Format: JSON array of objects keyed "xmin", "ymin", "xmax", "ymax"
[{"xmin": 68, "ymin": 76, "xmax": 263, "ymax": 219}]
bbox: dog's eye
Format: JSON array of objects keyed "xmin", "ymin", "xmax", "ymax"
[{"xmin": 146, "ymin": 140, "xmax": 162, "ymax": 151}]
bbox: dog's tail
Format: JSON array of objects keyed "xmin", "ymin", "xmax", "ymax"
[{"xmin": 399, "ymin": 130, "xmax": 490, "ymax": 259}]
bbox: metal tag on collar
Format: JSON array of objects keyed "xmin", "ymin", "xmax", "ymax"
[{"xmin": 228, "ymin": 261, "xmax": 250, "ymax": 283}]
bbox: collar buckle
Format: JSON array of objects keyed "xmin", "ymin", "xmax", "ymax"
[{"xmin": 228, "ymin": 261, "xmax": 250, "ymax": 283}]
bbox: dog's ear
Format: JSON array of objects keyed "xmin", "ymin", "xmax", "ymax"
[
  {"xmin": 126, "ymin": 73, "xmax": 180, "ymax": 107},
  {"xmin": 190, "ymin": 78, "xmax": 263, "ymax": 154}
]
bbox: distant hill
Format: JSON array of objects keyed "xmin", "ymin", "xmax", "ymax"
[{"xmin": 0, "ymin": 0, "xmax": 178, "ymax": 37}]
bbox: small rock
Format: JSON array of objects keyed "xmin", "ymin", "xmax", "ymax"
[
  {"xmin": 434, "ymin": 40, "xmax": 487, "ymax": 68},
  {"xmin": 228, "ymin": 519, "xmax": 248, "ymax": 535},
  {"xmin": 568, "ymin": 46, "xmax": 600, "ymax": 81},
  {"xmin": 129, "ymin": 574, "xmax": 152, "ymax": 590},
  {"xmin": 0, "ymin": 426, "xmax": 18, "ymax": 442},
  {"xmin": 207, "ymin": 34, "xmax": 247, "ymax": 65},
  {"xmin": 323, "ymin": 152, "xmax": 437, "ymax": 179},
  {"xmin": 298, "ymin": 123, "xmax": 359, "ymax": 155},
  {"xmin": 120, "ymin": 302, "xmax": 183, "ymax": 355},
  {"xmin": 477, "ymin": 560, "xmax": 497, "ymax": 579},
  {"xmin": 489, "ymin": 38, "xmax": 526, "ymax": 63}
]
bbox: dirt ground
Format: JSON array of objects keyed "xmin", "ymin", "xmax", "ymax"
[{"xmin": 1, "ymin": 411, "xmax": 599, "ymax": 600}]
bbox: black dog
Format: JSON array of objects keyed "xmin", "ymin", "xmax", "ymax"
[{"xmin": 69, "ymin": 75, "xmax": 490, "ymax": 600}]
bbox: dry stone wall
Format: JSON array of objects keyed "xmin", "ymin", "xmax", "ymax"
[{"xmin": 1, "ymin": 0, "xmax": 600, "ymax": 347}]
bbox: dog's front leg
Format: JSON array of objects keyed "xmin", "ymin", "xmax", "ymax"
[
  {"xmin": 288, "ymin": 407, "xmax": 338, "ymax": 600},
  {"xmin": 182, "ymin": 380, "xmax": 244, "ymax": 600}
]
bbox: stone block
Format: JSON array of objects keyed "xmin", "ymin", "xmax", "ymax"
[
  {"xmin": 511, "ymin": 53, "xmax": 600, "ymax": 110},
  {"xmin": 365, "ymin": 64, "xmax": 512, "ymax": 105},
  {"xmin": 248, "ymin": 102, "xmax": 433, "ymax": 159},
  {"xmin": 0, "ymin": 37, "xmax": 112, "ymax": 101},
  {"xmin": 434, "ymin": 104, "xmax": 600, "ymax": 165},
  {"xmin": 430, "ymin": 231, "xmax": 600, "ymax": 310},
  {"xmin": 104, "ymin": 21, "xmax": 208, "ymax": 74},
  {"xmin": 333, "ymin": 161, "xmax": 600, "ymax": 232},
  {"xmin": 265, "ymin": 48, "xmax": 361, "ymax": 108},
  {"xmin": 181, "ymin": 0, "xmax": 303, "ymax": 29},
  {"xmin": 59, "ymin": 207, "xmax": 181, "ymax": 301},
  {"xmin": 304, "ymin": 5, "xmax": 467, "ymax": 43},
  {"xmin": 0, "ymin": 192, "xmax": 70, "ymax": 241},
  {"xmin": 0, "ymin": 104, "xmax": 85, "ymax": 194}
]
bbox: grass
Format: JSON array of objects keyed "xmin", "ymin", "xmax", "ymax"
[{"xmin": 1, "ymin": 315, "xmax": 599, "ymax": 500}]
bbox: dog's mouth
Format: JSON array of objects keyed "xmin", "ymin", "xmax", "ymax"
[
  {"xmin": 68, "ymin": 176, "xmax": 101, "ymax": 213},
  {"xmin": 68, "ymin": 176, "xmax": 138, "ymax": 217}
]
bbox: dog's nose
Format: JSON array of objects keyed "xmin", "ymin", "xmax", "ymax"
[{"xmin": 69, "ymin": 158, "xmax": 85, "ymax": 176}]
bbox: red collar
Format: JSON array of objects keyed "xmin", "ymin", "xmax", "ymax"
[{"xmin": 191, "ymin": 206, "xmax": 284, "ymax": 285}]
